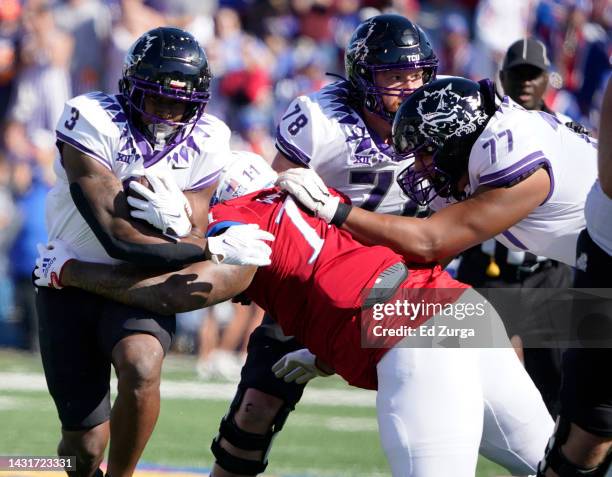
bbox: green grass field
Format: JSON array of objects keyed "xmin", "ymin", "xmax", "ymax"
[{"xmin": 0, "ymin": 349, "xmax": 507, "ymax": 477}]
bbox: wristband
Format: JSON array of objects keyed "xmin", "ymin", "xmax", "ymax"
[{"xmin": 330, "ymin": 202, "xmax": 352, "ymax": 227}]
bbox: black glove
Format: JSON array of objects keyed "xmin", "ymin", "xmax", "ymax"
[{"xmin": 565, "ymin": 121, "xmax": 591, "ymax": 136}]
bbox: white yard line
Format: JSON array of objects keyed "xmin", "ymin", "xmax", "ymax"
[
  {"xmin": 0, "ymin": 372, "xmax": 376, "ymax": 408},
  {"xmin": 0, "ymin": 396, "xmax": 21, "ymax": 410},
  {"xmin": 291, "ymin": 413, "xmax": 378, "ymax": 432}
]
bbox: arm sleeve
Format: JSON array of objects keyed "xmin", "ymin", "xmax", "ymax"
[{"xmin": 70, "ymin": 182, "xmax": 210, "ymax": 268}]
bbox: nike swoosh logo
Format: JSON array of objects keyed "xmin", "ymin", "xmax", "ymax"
[{"xmin": 171, "ymin": 163, "xmax": 189, "ymax": 169}]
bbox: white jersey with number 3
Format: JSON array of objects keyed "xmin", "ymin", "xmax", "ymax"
[
  {"xmin": 433, "ymin": 98, "xmax": 597, "ymax": 266},
  {"xmin": 275, "ymin": 81, "xmax": 419, "ymax": 216},
  {"xmin": 48, "ymin": 91, "xmax": 231, "ymax": 263}
]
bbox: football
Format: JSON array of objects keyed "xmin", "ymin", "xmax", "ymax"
[
  {"xmin": 124, "ymin": 175, "xmax": 153, "ymax": 201},
  {"xmin": 123, "ymin": 175, "xmax": 156, "ymax": 229}
]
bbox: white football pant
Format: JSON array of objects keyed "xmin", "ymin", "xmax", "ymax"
[{"xmin": 376, "ymin": 289, "xmax": 554, "ymax": 476}]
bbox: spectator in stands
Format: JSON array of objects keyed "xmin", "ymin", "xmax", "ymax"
[
  {"xmin": 474, "ymin": 0, "xmax": 536, "ymax": 79},
  {"xmin": 533, "ymin": 0, "xmax": 569, "ymax": 57},
  {"xmin": 332, "ymin": 0, "xmax": 362, "ymax": 55},
  {"xmin": 0, "ymin": 0, "xmax": 21, "ymax": 122},
  {"xmin": 293, "ymin": 0, "xmax": 335, "ymax": 43},
  {"xmin": 554, "ymin": 1, "xmax": 609, "ymax": 123},
  {"xmin": 291, "ymin": 0, "xmax": 338, "ymax": 75},
  {"xmin": 212, "ymin": 9, "xmax": 275, "ymax": 132},
  {"xmin": 103, "ymin": 0, "xmax": 165, "ymax": 93},
  {"xmin": 242, "ymin": 0, "xmax": 300, "ymax": 42},
  {"xmin": 233, "ymin": 108, "xmax": 276, "ymax": 160},
  {"xmin": 272, "ymin": 37, "xmax": 329, "ymax": 120},
  {"xmin": 535, "ymin": 0, "xmax": 609, "ymax": 128},
  {"xmin": 209, "ymin": 7, "xmax": 253, "ymax": 75},
  {"xmin": 2, "ymin": 0, "xmax": 67, "ymax": 351},
  {"xmin": 416, "ymin": 0, "xmax": 471, "ymax": 54},
  {"xmin": 0, "ymin": 153, "xmax": 20, "ymax": 328},
  {"xmin": 4, "ymin": 0, "xmax": 67, "ymax": 172},
  {"xmin": 6, "ymin": 0, "xmax": 72, "ymax": 147},
  {"xmin": 437, "ymin": 12, "xmax": 484, "ymax": 79},
  {"xmin": 9, "ymin": 151, "xmax": 52, "ymax": 352},
  {"xmin": 144, "ymin": 0, "xmax": 215, "ymax": 47},
  {"xmin": 53, "ymin": 0, "xmax": 112, "ymax": 95}
]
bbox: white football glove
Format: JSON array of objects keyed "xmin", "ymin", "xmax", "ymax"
[
  {"xmin": 276, "ymin": 168, "xmax": 340, "ymax": 223},
  {"xmin": 128, "ymin": 171, "xmax": 193, "ymax": 238},
  {"xmin": 207, "ymin": 224, "xmax": 275, "ymax": 266},
  {"xmin": 34, "ymin": 240, "xmax": 78, "ymax": 289},
  {"xmin": 271, "ymin": 348, "xmax": 333, "ymax": 384}
]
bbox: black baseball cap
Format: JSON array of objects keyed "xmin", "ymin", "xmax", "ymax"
[{"xmin": 502, "ymin": 38, "xmax": 551, "ymax": 71}]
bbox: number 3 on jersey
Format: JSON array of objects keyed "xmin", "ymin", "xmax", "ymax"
[
  {"xmin": 276, "ymin": 196, "xmax": 324, "ymax": 264},
  {"xmin": 64, "ymin": 107, "xmax": 80, "ymax": 130}
]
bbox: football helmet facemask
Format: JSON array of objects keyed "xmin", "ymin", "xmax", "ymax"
[
  {"xmin": 119, "ymin": 27, "xmax": 211, "ymax": 145},
  {"xmin": 393, "ymin": 77, "xmax": 498, "ymax": 205}
]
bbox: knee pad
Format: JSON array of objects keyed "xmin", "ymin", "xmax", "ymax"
[
  {"xmin": 241, "ymin": 325, "xmax": 308, "ymax": 404},
  {"xmin": 210, "ymin": 325, "xmax": 309, "ymax": 475},
  {"xmin": 210, "ymin": 386, "xmax": 295, "ymax": 475},
  {"xmin": 537, "ymin": 416, "xmax": 612, "ymax": 477}
]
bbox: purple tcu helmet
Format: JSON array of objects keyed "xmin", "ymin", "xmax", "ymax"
[
  {"xmin": 345, "ymin": 14, "xmax": 438, "ymax": 123},
  {"xmin": 393, "ymin": 77, "xmax": 498, "ymax": 205},
  {"xmin": 119, "ymin": 27, "xmax": 211, "ymax": 143}
]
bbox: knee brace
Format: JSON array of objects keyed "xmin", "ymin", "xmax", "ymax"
[
  {"xmin": 210, "ymin": 386, "xmax": 295, "ymax": 475},
  {"xmin": 210, "ymin": 323, "xmax": 308, "ymax": 475},
  {"xmin": 537, "ymin": 416, "xmax": 612, "ymax": 477}
]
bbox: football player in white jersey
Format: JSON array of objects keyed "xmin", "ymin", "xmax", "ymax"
[
  {"xmin": 36, "ymin": 27, "xmax": 271, "ymax": 477},
  {"xmin": 208, "ymin": 15, "xmax": 440, "ymax": 477},
  {"xmin": 458, "ymin": 38, "xmax": 579, "ymax": 419},
  {"xmin": 273, "ymin": 15, "xmax": 437, "ymax": 215},
  {"xmin": 278, "ymin": 76, "xmax": 608, "ymax": 476}
]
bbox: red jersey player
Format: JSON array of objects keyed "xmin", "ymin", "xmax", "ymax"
[
  {"xmin": 34, "ymin": 153, "xmax": 553, "ymax": 477},
  {"xmin": 207, "ymin": 187, "xmax": 465, "ymax": 389}
]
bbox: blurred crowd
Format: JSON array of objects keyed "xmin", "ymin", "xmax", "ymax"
[{"xmin": 0, "ymin": 0, "xmax": 609, "ymax": 376}]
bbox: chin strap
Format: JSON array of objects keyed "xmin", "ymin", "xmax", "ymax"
[
  {"xmin": 478, "ymin": 78, "xmax": 502, "ymax": 115},
  {"xmin": 147, "ymin": 123, "xmax": 179, "ymax": 150}
]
